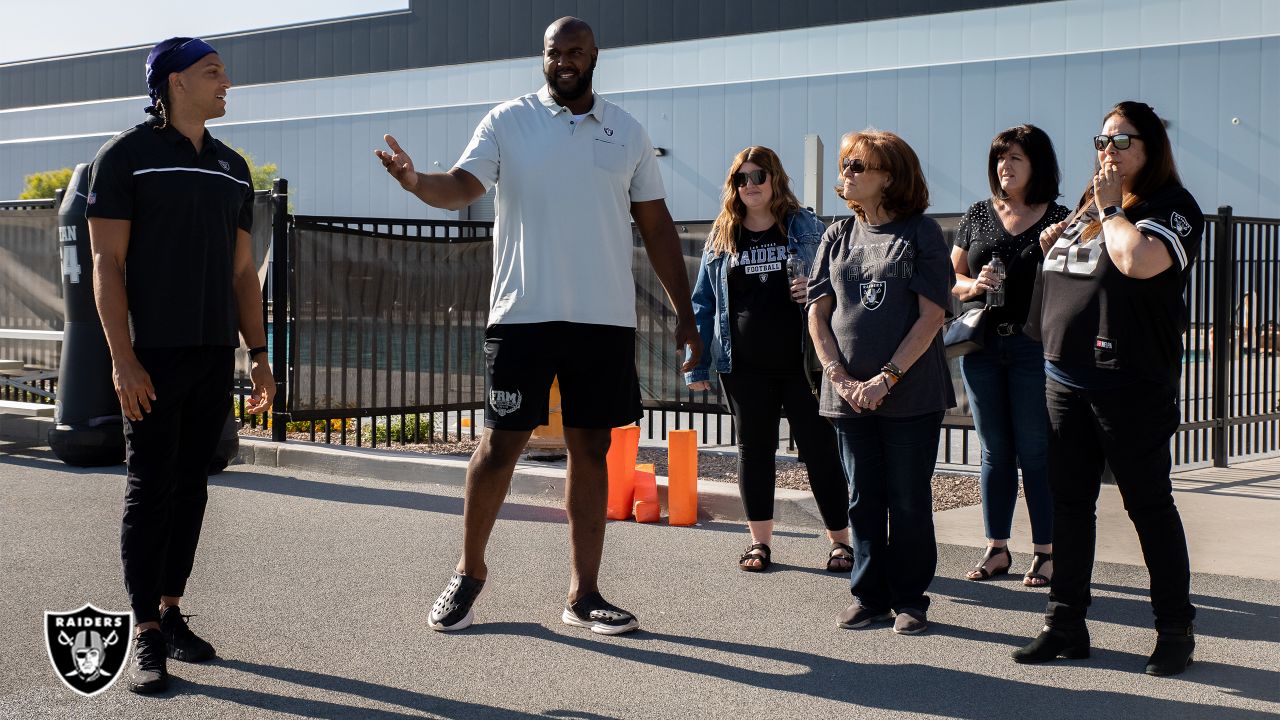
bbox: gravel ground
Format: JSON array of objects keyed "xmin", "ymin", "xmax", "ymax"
[{"xmin": 239, "ymin": 427, "xmax": 991, "ymax": 512}]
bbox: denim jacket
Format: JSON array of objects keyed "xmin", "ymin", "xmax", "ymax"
[{"xmin": 685, "ymin": 207, "xmax": 826, "ymax": 384}]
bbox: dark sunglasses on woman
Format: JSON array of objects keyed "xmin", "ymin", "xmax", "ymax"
[
  {"xmin": 1094, "ymin": 133, "xmax": 1141, "ymax": 151},
  {"xmin": 732, "ymin": 169, "xmax": 768, "ymax": 187},
  {"xmin": 840, "ymin": 157, "xmax": 875, "ymax": 174}
]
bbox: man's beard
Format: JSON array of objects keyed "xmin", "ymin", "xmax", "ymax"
[{"xmin": 545, "ymin": 59, "xmax": 595, "ymax": 102}]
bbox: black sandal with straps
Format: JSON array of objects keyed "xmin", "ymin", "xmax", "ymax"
[
  {"xmin": 826, "ymin": 542, "xmax": 854, "ymax": 573},
  {"xmin": 738, "ymin": 543, "xmax": 771, "ymax": 572},
  {"xmin": 965, "ymin": 544, "xmax": 1012, "ymax": 581},
  {"xmin": 1023, "ymin": 551, "xmax": 1053, "ymax": 587}
]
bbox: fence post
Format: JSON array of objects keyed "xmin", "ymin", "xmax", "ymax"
[
  {"xmin": 1211, "ymin": 205, "xmax": 1233, "ymax": 468},
  {"xmin": 271, "ymin": 178, "xmax": 289, "ymax": 442}
]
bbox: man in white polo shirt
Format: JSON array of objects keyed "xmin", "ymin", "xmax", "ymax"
[{"xmin": 376, "ymin": 16, "xmax": 699, "ymax": 635}]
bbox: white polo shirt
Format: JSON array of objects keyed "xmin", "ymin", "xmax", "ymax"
[{"xmin": 455, "ymin": 85, "xmax": 666, "ymax": 328}]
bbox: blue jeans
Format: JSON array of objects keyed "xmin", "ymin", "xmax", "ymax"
[
  {"xmin": 834, "ymin": 411, "xmax": 943, "ymax": 613},
  {"xmin": 959, "ymin": 333, "xmax": 1052, "ymax": 545}
]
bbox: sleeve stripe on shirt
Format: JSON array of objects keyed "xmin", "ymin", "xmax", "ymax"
[
  {"xmin": 1135, "ymin": 218, "xmax": 1188, "ymax": 270},
  {"xmin": 133, "ymin": 167, "xmax": 251, "ymax": 190}
]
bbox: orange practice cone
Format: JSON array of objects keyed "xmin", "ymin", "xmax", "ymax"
[
  {"xmin": 633, "ymin": 463, "xmax": 659, "ymax": 523},
  {"xmin": 606, "ymin": 426, "xmax": 641, "ymax": 520},
  {"xmin": 667, "ymin": 430, "xmax": 698, "ymax": 525}
]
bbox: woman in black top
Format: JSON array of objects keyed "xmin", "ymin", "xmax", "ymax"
[
  {"xmin": 686, "ymin": 146, "xmax": 852, "ymax": 573},
  {"xmin": 951, "ymin": 125, "xmax": 1068, "ymax": 586},
  {"xmin": 808, "ymin": 130, "xmax": 955, "ymax": 636},
  {"xmin": 1013, "ymin": 102, "xmax": 1203, "ymax": 677}
]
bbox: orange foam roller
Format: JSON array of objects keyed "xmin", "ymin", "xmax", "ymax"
[
  {"xmin": 667, "ymin": 430, "xmax": 698, "ymax": 526},
  {"xmin": 606, "ymin": 426, "xmax": 641, "ymax": 520},
  {"xmin": 634, "ymin": 500, "xmax": 661, "ymax": 523},
  {"xmin": 633, "ymin": 464, "xmax": 657, "ymax": 503},
  {"xmin": 633, "ymin": 464, "xmax": 659, "ymax": 522}
]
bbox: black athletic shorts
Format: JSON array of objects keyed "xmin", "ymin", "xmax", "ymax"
[{"xmin": 483, "ymin": 321, "xmax": 643, "ymax": 431}]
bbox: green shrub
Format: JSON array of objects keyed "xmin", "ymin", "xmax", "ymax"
[
  {"xmin": 19, "ymin": 168, "xmax": 73, "ymax": 199},
  {"xmin": 364, "ymin": 414, "xmax": 434, "ymax": 444}
]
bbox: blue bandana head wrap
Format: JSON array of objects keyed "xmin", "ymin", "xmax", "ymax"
[{"xmin": 144, "ymin": 37, "xmax": 218, "ymax": 113}]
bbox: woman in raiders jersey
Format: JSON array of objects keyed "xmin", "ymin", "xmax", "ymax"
[
  {"xmin": 1013, "ymin": 101, "xmax": 1203, "ymax": 676},
  {"xmin": 686, "ymin": 147, "xmax": 852, "ymax": 574}
]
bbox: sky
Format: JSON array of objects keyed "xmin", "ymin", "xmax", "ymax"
[{"xmin": 0, "ymin": 0, "xmax": 409, "ymax": 64}]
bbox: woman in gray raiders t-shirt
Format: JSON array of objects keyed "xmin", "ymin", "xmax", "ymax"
[{"xmin": 807, "ymin": 129, "xmax": 956, "ymax": 636}]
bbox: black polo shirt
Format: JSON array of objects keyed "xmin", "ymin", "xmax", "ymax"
[{"xmin": 85, "ymin": 118, "xmax": 253, "ymax": 349}]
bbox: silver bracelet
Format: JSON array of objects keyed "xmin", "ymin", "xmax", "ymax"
[{"xmin": 823, "ymin": 360, "xmax": 840, "ymax": 379}]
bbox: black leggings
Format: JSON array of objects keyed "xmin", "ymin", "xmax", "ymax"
[{"xmin": 720, "ymin": 369, "xmax": 849, "ymax": 531}]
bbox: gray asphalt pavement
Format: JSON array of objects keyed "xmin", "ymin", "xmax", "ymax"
[{"xmin": 1, "ymin": 444, "xmax": 1277, "ymax": 719}]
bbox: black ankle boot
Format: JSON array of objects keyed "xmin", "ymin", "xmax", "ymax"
[
  {"xmin": 1145, "ymin": 627, "xmax": 1195, "ymax": 676},
  {"xmin": 1012, "ymin": 625, "xmax": 1091, "ymax": 664}
]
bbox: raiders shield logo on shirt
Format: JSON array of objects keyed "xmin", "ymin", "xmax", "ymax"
[
  {"xmin": 1171, "ymin": 212, "xmax": 1192, "ymax": 237},
  {"xmin": 44, "ymin": 604, "xmax": 133, "ymax": 697},
  {"xmin": 860, "ymin": 280, "xmax": 886, "ymax": 310}
]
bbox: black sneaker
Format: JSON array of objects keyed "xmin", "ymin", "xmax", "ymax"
[
  {"xmin": 428, "ymin": 572, "xmax": 485, "ymax": 632},
  {"xmin": 126, "ymin": 628, "xmax": 169, "ymax": 694},
  {"xmin": 561, "ymin": 592, "xmax": 639, "ymax": 635},
  {"xmin": 837, "ymin": 602, "xmax": 892, "ymax": 629},
  {"xmin": 159, "ymin": 606, "xmax": 217, "ymax": 662}
]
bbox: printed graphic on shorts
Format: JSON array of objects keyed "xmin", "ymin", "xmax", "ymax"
[
  {"xmin": 488, "ymin": 389, "xmax": 523, "ymax": 416},
  {"xmin": 45, "ymin": 604, "xmax": 133, "ymax": 697},
  {"xmin": 732, "ymin": 243, "xmax": 785, "ymax": 282},
  {"xmin": 1171, "ymin": 212, "xmax": 1192, "ymax": 237},
  {"xmin": 860, "ymin": 280, "xmax": 886, "ymax": 310}
]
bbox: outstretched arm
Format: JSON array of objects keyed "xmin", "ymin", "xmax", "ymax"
[{"xmin": 375, "ymin": 134, "xmax": 486, "ymax": 211}]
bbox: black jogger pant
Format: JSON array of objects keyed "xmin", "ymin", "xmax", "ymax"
[{"xmin": 121, "ymin": 346, "xmax": 233, "ymax": 625}]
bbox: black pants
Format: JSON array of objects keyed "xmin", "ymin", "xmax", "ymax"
[
  {"xmin": 121, "ymin": 347, "xmax": 233, "ymax": 625},
  {"xmin": 719, "ymin": 369, "xmax": 848, "ymax": 531},
  {"xmin": 1044, "ymin": 377, "xmax": 1196, "ymax": 632}
]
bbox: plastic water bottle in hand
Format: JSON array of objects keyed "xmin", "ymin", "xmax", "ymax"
[
  {"xmin": 786, "ymin": 249, "xmax": 808, "ymax": 303},
  {"xmin": 987, "ymin": 255, "xmax": 1006, "ymax": 308}
]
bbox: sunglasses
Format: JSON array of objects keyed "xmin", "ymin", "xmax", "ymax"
[
  {"xmin": 1094, "ymin": 133, "xmax": 1141, "ymax": 151},
  {"xmin": 840, "ymin": 157, "xmax": 877, "ymax": 174},
  {"xmin": 732, "ymin": 169, "xmax": 768, "ymax": 188}
]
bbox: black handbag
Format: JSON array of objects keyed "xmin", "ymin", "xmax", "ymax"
[{"xmin": 944, "ymin": 307, "xmax": 988, "ymax": 358}]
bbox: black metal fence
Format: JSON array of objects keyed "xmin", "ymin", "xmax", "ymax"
[
  {"xmin": 264, "ymin": 201, "xmax": 1277, "ymax": 469},
  {"xmin": 3, "ymin": 185, "xmax": 1276, "ymax": 469}
]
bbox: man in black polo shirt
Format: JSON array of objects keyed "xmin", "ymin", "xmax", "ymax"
[{"xmin": 86, "ymin": 37, "xmax": 274, "ymax": 694}]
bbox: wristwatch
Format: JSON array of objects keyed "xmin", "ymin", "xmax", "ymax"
[{"xmin": 1101, "ymin": 205, "xmax": 1126, "ymax": 223}]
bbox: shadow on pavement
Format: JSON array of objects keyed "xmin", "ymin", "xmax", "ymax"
[
  {"xmin": 209, "ymin": 470, "xmax": 569, "ymax": 524},
  {"xmin": 933, "ymin": 575, "xmax": 1280, "ymax": 644},
  {"xmin": 185, "ymin": 658, "xmax": 576, "ymax": 719},
  {"xmin": 473, "ymin": 622, "xmax": 1280, "ymax": 717}
]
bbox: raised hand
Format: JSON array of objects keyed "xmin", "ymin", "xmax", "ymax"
[{"xmin": 375, "ymin": 134, "xmax": 419, "ymax": 191}]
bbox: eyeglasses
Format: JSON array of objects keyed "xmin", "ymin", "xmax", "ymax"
[
  {"xmin": 1094, "ymin": 133, "xmax": 1141, "ymax": 151},
  {"xmin": 841, "ymin": 157, "xmax": 877, "ymax": 174},
  {"xmin": 732, "ymin": 169, "xmax": 768, "ymax": 188}
]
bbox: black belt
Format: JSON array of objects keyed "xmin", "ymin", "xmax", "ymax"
[{"xmin": 995, "ymin": 323, "xmax": 1021, "ymax": 336}]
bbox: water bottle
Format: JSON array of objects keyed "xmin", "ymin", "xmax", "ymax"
[
  {"xmin": 786, "ymin": 249, "xmax": 808, "ymax": 303},
  {"xmin": 987, "ymin": 255, "xmax": 1006, "ymax": 308}
]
